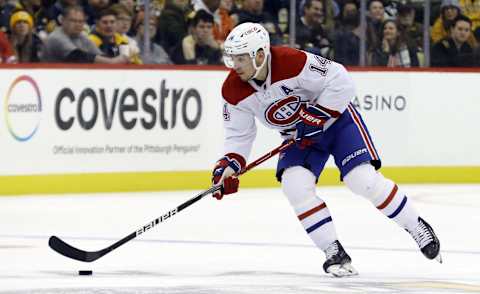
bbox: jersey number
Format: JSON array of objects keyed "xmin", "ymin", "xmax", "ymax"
[{"xmin": 309, "ymin": 55, "xmax": 331, "ymax": 77}]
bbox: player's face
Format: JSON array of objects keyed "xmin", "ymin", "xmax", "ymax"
[{"xmin": 225, "ymin": 53, "xmax": 256, "ymax": 81}]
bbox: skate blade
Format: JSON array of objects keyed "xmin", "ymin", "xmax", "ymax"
[
  {"xmin": 435, "ymin": 253, "xmax": 443, "ymax": 264},
  {"xmin": 327, "ymin": 263, "xmax": 359, "ymax": 278}
]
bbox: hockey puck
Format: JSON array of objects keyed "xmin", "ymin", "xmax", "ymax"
[{"xmin": 78, "ymin": 270, "xmax": 93, "ymax": 276}]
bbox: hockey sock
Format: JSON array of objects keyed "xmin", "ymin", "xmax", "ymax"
[
  {"xmin": 344, "ymin": 164, "xmax": 419, "ymax": 231},
  {"xmin": 282, "ymin": 166, "xmax": 338, "ymax": 251}
]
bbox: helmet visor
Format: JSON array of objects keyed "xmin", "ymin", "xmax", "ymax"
[{"xmin": 223, "ymin": 53, "xmax": 253, "ymax": 69}]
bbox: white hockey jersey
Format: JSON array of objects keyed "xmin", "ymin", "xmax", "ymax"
[{"xmin": 221, "ymin": 46, "xmax": 356, "ymax": 165}]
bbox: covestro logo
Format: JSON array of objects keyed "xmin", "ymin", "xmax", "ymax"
[{"xmin": 4, "ymin": 75, "xmax": 42, "ymax": 141}]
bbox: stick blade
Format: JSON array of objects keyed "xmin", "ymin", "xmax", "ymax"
[{"xmin": 48, "ymin": 236, "xmax": 101, "ymax": 262}]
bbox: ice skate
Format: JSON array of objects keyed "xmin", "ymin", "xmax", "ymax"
[
  {"xmin": 406, "ymin": 217, "xmax": 442, "ymax": 263},
  {"xmin": 323, "ymin": 240, "xmax": 358, "ymax": 277}
]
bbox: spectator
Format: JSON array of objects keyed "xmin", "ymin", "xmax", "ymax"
[
  {"xmin": 220, "ymin": 0, "xmax": 238, "ymax": 26},
  {"xmin": 0, "ymin": 29, "xmax": 15, "ymax": 63},
  {"xmin": 42, "ymin": 5, "xmax": 129, "ymax": 63},
  {"xmin": 118, "ymin": 0, "xmax": 136, "ymax": 15},
  {"xmin": 459, "ymin": 0, "xmax": 480, "ymax": 32},
  {"xmin": 397, "ymin": 1, "xmax": 423, "ymax": 50},
  {"xmin": 299, "ymin": 0, "xmax": 338, "ymax": 33},
  {"xmin": 155, "ymin": 0, "xmax": 190, "ymax": 55},
  {"xmin": 44, "ymin": 0, "xmax": 79, "ymax": 34},
  {"xmin": 15, "ymin": 0, "xmax": 50, "ymax": 40},
  {"xmin": 170, "ymin": 9, "xmax": 222, "ymax": 65},
  {"xmin": 16, "ymin": 0, "xmax": 42, "ymax": 18},
  {"xmin": 334, "ymin": 0, "xmax": 361, "ymax": 65},
  {"xmin": 89, "ymin": 7, "xmax": 141, "ymax": 64},
  {"xmin": 264, "ymin": 0, "xmax": 291, "ymax": 20},
  {"xmin": 431, "ymin": 0, "xmax": 462, "ymax": 43},
  {"xmin": 111, "ymin": 3, "xmax": 139, "ymax": 57},
  {"xmin": 1, "ymin": 0, "xmax": 17, "ymax": 32},
  {"xmin": 8, "ymin": 10, "xmax": 43, "ymax": 62},
  {"xmin": 382, "ymin": 0, "xmax": 400, "ymax": 20},
  {"xmin": 368, "ymin": 19, "xmax": 419, "ymax": 67},
  {"xmin": 296, "ymin": 0, "xmax": 333, "ymax": 58},
  {"xmin": 234, "ymin": 0, "xmax": 282, "ymax": 44},
  {"xmin": 367, "ymin": 0, "xmax": 385, "ymax": 46},
  {"xmin": 84, "ymin": 0, "xmax": 111, "ymax": 26},
  {"xmin": 193, "ymin": 0, "xmax": 234, "ymax": 42},
  {"xmin": 431, "ymin": 14, "xmax": 476, "ymax": 66},
  {"xmin": 134, "ymin": 11, "xmax": 171, "ymax": 64}
]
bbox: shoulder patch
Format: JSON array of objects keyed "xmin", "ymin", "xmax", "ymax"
[
  {"xmin": 270, "ymin": 47, "xmax": 307, "ymax": 84},
  {"xmin": 222, "ymin": 70, "xmax": 255, "ymax": 105}
]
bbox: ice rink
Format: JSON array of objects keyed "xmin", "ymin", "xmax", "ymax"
[{"xmin": 1, "ymin": 184, "xmax": 480, "ymax": 294}]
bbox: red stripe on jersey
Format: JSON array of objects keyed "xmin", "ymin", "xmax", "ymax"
[
  {"xmin": 298, "ymin": 203, "xmax": 326, "ymax": 220},
  {"xmin": 377, "ymin": 184, "xmax": 398, "ymax": 210},
  {"xmin": 347, "ymin": 105, "xmax": 379, "ymax": 160},
  {"xmin": 270, "ymin": 47, "xmax": 307, "ymax": 84},
  {"xmin": 222, "ymin": 70, "xmax": 255, "ymax": 105}
]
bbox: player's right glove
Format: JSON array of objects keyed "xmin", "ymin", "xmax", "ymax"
[{"xmin": 211, "ymin": 153, "xmax": 245, "ymax": 200}]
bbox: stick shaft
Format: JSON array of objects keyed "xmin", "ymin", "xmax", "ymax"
[{"xmin": 49, "ymin": 140, "xmax": 294, "ymax": 262}]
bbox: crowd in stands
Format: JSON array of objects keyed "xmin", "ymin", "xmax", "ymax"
[{"xmin": 0, "ymin": 0, "xmax": 479, "ymax": 66}]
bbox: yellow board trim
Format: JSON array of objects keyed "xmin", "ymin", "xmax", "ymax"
[{"xmin": 0, "ymin": 166, "xmax": 479, "ymax": 196}]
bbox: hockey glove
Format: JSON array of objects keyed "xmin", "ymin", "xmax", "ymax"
[
  {"xmin": 212, "ymin": 153, "xmax": 245, "ymax": 200},
  {"xmin": 295, "ymin": 103, "xmax": 334, "ymax": 147}
]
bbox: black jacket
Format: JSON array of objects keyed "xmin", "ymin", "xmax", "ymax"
[{"xmin": 431, "ymin": 38, "xmax": 475, "ymax": 67}]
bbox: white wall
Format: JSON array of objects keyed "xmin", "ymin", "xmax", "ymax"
[{"xmin": 0, "ymin": 68, "xmax": 478, "ymax": 176}]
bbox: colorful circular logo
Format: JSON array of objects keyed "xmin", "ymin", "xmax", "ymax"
[{"xmin": 4, "ymin": 75, "xmax": 42, "ymax": 141}]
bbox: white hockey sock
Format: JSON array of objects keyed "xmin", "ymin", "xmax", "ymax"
[
  {"xmin": 296, "ymin": 197, "xmax": 337, "ymax": 251},
  {"xmin": 375, "ymin": 183, "xmax": 419, "ymax": 231},
  {"xmin": 282, "ymin": 166, "xmax": 338, "ymax": 251},
  {"xmin": 344, "ymin": 164, "xmax": 419, "ymax": 231}
]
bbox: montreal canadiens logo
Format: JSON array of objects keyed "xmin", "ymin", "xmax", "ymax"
[{"xmin": 265, "ymin": 96, "xmax": 304, "ymax": 127}]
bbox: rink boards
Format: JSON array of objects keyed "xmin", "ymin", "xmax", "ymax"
[{"xmin": 0, "ymin": 65, "xmax": 479, "ymax": 195}]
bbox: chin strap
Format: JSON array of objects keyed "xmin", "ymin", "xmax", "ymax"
[{"xmin": 250, "ymin": 54, "xmax": 269, "ymax": 80}]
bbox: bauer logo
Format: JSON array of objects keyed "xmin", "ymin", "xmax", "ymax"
[{"xmin": 4, "ymin": 75, "xmax": 42, "ymax": 141}]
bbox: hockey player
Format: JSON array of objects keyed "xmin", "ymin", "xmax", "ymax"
[{"xmin": 211, "ymin": 22, "xmax": 442, "ymax": 277}]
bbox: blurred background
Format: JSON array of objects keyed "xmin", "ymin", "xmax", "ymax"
[{"xmin": 0, "ymin": 0, "xmax": 479, "ymax": 67}]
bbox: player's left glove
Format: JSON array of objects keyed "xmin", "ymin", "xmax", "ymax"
[
  {"xmin": 295, "ymin": 103, "xmax": 334, "ymax": 146},
  {"xmin": 211, "ymin": 153, "xmax": 245, "ymax": 200}
]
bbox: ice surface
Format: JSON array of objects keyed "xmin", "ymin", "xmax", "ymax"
[{"xmin": 1, "ymin": 184, "xmax": 479, "ymax": 293}]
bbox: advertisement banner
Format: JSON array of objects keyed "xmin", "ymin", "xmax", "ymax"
[
  {"xmin": 1, "ymin": 68, "xmax": 479, "ymax": 177},
  {"xmin": 0, "ymin": 69, "xmax": 225, "ymax": 175}
]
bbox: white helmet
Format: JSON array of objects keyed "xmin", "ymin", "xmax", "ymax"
[{"xmin": 223, "ymin": 22, "xmax": 270, "ymax": 79}]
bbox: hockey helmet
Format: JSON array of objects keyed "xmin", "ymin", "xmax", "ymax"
[{"xmin": 223, "ymin": 22, "xmax": 270, "ymax": 79}]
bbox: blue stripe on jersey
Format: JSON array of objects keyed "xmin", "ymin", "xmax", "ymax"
[
  {"xmin": 388, "ymin": 196, "xmax": 408, "ymax": 218},
  {"xmin": 306, "ymin": 216, "xmax": 332, "ymax": 233}
]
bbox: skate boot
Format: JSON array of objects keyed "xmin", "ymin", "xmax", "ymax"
[
  {"xmin": 406, "ymin": 217, "xmax": 442, "ymax": 263},
  {"xmin": 323, "ymin": 240, "xmax": 358, "ymax": 277}
]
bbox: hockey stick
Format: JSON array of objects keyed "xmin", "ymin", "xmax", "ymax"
[{"xmin": 48, "ymin": 139, "xmax": 295, "ymax": 262}]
